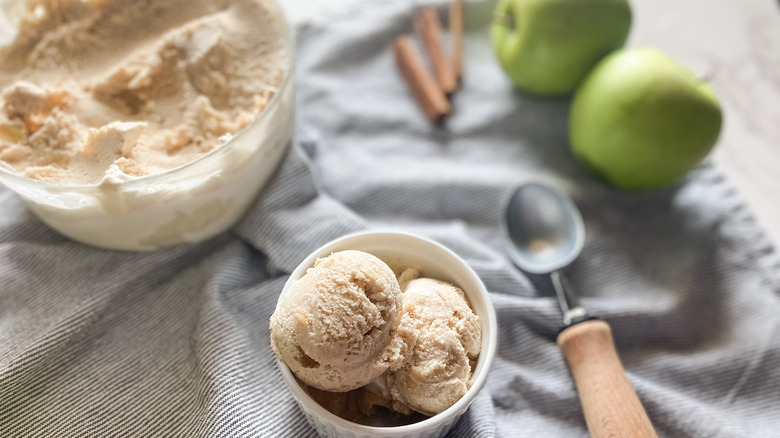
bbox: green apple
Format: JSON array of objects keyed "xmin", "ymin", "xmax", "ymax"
[
  {"xmin": 491, "ymin": 0, "xmax": 631, "ymax": 96},
  {"xmin": 569, "ymin": 48, "xmax": 723, "ymax": 190}
]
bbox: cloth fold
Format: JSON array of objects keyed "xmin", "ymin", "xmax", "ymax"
[{"xmin": 1, "ymin": 0, "xmax": 779, "ymax": 436}]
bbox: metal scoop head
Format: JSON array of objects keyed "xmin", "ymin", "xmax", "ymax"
[{"xmin": 504, "ymin": 182, "xmax": 588, "ymax": 325}]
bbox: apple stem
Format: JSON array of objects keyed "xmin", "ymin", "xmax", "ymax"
[{"xmin": 697, "ymin": 64, "xmax": 718, "ymax": 84}]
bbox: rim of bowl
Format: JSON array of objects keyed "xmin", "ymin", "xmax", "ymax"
[
  {"xmin": 275, "ymin": 230, "xmax": 499, "ymax": 435},
  {"xmin": 0, "ymin": 0, "xmax": 296, "ymax": 192}
]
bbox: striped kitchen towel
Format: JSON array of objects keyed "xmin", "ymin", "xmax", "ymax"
[{"xmin": 1, "ymin": 0, "xmax": 779, "ymax": 436}]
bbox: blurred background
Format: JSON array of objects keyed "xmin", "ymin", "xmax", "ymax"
[{"xmin": 285, "ymin": 0, "xmax": 780, "ymax": 246}]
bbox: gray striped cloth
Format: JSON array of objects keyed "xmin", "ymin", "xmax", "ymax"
[{"xmin": 2, "ymin": 0, "xmax": 779, "ymax": 436}]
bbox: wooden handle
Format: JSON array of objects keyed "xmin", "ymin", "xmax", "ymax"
[{"xmin": 557, "ymin": 319, "xmax": 657, "ymax": 438}]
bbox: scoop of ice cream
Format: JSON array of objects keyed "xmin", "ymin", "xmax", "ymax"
[
  {"xmin": 376, "ymin": 277, "xmax": 481, "ymax": 415},
  {"xmin": 270, "ymin": 250, "xmax": 407, "ymax": 392}
]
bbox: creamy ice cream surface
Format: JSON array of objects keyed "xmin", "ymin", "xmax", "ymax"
[
  {"xmin": 0, "ymin": 0, "xmax": 287, "ymax": 184},
  {"xmin": 270, "ymin": 251, "xmax": 411, "ymax": 392},
  {"xmin": 271, "ymin": 252, "xmax": 483, "ymax": 423},
  {"xmin": 375, "ymin": 275, "xmax": 482, "ymax": 415}
]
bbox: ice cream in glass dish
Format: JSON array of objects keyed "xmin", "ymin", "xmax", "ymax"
[{"xmin": 0, "ymin": 0, "xmax": 294, "ymax": 250}]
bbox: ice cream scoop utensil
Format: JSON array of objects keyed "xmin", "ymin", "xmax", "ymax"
[{"xmin": 504, "ymin": 182, "xmax": 656, "ymax": 438}]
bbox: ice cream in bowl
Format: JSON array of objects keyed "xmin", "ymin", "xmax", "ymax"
[
  {"xmin": 270, "ymin": 231, "xmax": 498, "ymax": 438},
  {"xmin": 0, "ymin": 0, "xmax": 294, "ymax": 250}
]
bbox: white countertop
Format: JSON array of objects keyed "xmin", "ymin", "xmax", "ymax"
[{"xmin": 283, "ymin": 0, "xmax": 780, "ymax": 247}]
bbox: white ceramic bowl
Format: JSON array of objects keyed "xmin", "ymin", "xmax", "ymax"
[
  {"xmin": 274, "ymin": 231, "xmax": 498, "ymax": 438},
  {"xmin": 0, "ymin": 0, "xmax": 295, "ymax": 251}
]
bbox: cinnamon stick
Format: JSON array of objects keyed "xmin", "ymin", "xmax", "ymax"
[
  {"xmin": 450, "ymin": 0, "xmax": 464, "ymax": 82},
  {"xmin": 415, "ymin": 8, "xmax": 457, "ymax": 96},
  {"xmin": 393, "ymin": 36, "xmax": 450, "ymax": 124}
]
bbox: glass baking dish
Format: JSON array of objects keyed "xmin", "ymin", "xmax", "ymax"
[{"xmin": 0, "ymin": 0, "xmax": 295, "ymax": 250}]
